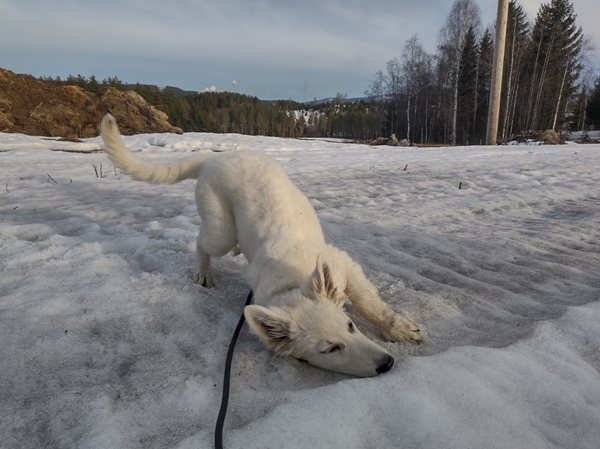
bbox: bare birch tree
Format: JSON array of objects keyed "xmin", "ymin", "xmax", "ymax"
[
  {"xmin": 574, "ymin": 41, "xmax": 598, "ymax": 132},
  {"xmin": 401, "ymin": 35, "xmax": 430, "ymax": 143},
  {"xmin": 438, "ymin": 0, "xmax": 481, "ymax": 145},
  {"xmin": 500, "ymin": 1, "xmax": 529, "ymax": 140}
]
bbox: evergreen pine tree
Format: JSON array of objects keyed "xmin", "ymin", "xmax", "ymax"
[
  {"xmin": 456, "ymin": 26, "xmax": 479, "ymax": 145},
  {"xmin": 472, "ymin": 27, "xmax": 493, "ymax": 144},
  {"xmin": 526, "ymin": 0, "xmax": 583, "ymax": 131}
]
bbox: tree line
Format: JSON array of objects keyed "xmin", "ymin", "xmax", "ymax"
[
  {"xmin": 39, "ymin": 0, "xmax": 599, "ymax": 143},
  {"xmin": 134, "ymin": 85, "xmax": 308, "ymax": 137},
  {"xmin": 365, "ymin": 0, "xmax": 598, "ymax": 145},
  {"xmin": 132, "ymin": 86, "xmax": 388, "ymax": 140},
  {"xmin": 38, "ymin": 74, "xmax": 128, "ymax": 92},
  {"xmin": 40, "ymin": 73, "xmax": 385, "ymax": 139},
  {"xmin": 39, "ymin": 74, "xmax": 310, "ymax": 138}
]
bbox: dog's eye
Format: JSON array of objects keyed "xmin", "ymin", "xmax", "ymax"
[
  {"xmin": 320, "ymin": 343, "xmax": 343, "ymax": 354},
  {"xmin": 348, "ymin": 321, "xmax": 355, "ymax": 333}
]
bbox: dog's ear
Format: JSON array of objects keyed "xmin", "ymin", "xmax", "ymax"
[
  {"xmin": 303, "ymin": 256, "xmax": 346, "ymax": 306},
  {"xmin": 244, "ymin": 305, "xmax": 293, "ymax": 355}
]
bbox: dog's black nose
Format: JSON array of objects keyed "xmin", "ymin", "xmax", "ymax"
[{"xmin": 376, "ymin": 354, "xmax": 395, "ymax": 374}]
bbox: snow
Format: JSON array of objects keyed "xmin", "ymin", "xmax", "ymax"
[
  {"xmin": 1, "ymin": 131, "xmax": 599, "ymax": 449},
  {"xmin": 0, "ymin": 133, "xmax": 102, "ymax": 153},
  {"xmin": 568, "ymin": 130, "xmax": 600, "ymax": 143}
]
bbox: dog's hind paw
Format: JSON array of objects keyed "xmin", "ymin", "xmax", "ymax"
[
  {"xmin": 381, "ymin": 314, "xmax": 422, "ymax": 343},
  {"xmin": 193, "ymin": 271, "xmax": 215, "ymax": 288},
  {"xmin": 230, "ymin": 243, "xmax": 242, "ymax": 257}
]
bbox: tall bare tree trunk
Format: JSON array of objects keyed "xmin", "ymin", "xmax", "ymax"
[
  {"xmin": 532, "ymin": 31, "xmax": 554, "ymax": 130},
  {"xmin": 501, "ymin": 17, "xmax": 517, "ymax": 140},
  {"xmin": 413, "ymin": 96, "xmax": 419, "ymax": 143},
  {"xmin": 581, "ymin": 95, "xmax": 587, "ymax": 133},
  {"xmin": 473, "ymin": 49, "xmax": 480, "ymax": 133},
  {"xmin": 508, "ymin": 34, "xmax": 527, "ymax": 136},
  {"xmin": 486, "ymin": 0, "xmax": 509, "ymax": 145},
  {"xmin": 425, "ymin": 90, "xmax": 429, "ymax": 143},
  {"xmin": 452, "ymin": 67, "xmax": 459, "ymax": 145},
  {"xmin": 526, "ymin": 19, "xmax": 547, "ymax": 130},
  {"xmin": 406, "ymin": 88, "xmax": 411, "ymax": 141},
  {"xmin": 551, "ymin": 54, "xmax": 570, "ymax": 130},
  {"xmin": 508, "ymin": 80, "xmax": 520, "ymax": 137}
]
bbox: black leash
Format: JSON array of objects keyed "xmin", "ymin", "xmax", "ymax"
[{"xmin": 214, "ymin": 289, "xmax": 254, "ymax": 449}]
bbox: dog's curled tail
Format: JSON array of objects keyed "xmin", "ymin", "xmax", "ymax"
[{"xmin": 99, "ymin": 114, "xmax": 210, "ymax": 184}]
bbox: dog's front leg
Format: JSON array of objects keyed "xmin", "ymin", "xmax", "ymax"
[{"xmin": 341, "ymin": 254, "xmax": 422, "ymax": 342}]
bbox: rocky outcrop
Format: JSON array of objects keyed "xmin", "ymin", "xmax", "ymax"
[
  {"xmin": 386, "ymin": 133, "xmax": 399, "ymax": 146},
  {"xmin": 370, "ymin": 133, "xmax": 411, "ymax": 147},
  {"xmin": 0, "ymin": 68, "xmax": 182, "ymax": 139}
]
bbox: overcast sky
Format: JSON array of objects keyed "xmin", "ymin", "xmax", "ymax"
[{"xmin": 1, "ymin": 0, "xmax": 598, "ymax": 101}]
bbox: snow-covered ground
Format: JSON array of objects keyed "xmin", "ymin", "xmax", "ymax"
[
  {"xmin": 1, "ymin": 131, "xmax": 599, "ymax": 449},
  {"xmin": 567, "ymin": 130, "xmax": 600, "ymax": 143}
]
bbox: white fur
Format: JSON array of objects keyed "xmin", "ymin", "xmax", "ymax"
[{"xmin": 100, "ymin": 114, "xmax": 421, "ymax": 377}]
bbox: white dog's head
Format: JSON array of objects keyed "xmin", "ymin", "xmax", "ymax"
[{"xmin": 244, "ymin": 261, "xmax": 394, "ymax": 377}]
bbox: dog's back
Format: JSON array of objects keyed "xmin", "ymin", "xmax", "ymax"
[{"xmin": 195, "ymin": 150, "xmax": 326, "ymax": 263}]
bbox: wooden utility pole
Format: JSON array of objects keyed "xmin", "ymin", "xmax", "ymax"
[{"xmin": 486, "ymin": 0, "xmax": 510, "ymax": 145}]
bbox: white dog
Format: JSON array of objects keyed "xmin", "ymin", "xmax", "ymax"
[{"xmin": 100, "ymin": 114, "xmax": 421, "ymax": 377}]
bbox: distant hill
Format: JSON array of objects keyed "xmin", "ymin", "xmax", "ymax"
[
  {"xmin": 302, "ymin": 97, "xmax": 370, "ymax": 105},
  {"xmin": 130, "ymin": 86, "xmax": 369, "ymax": 105},
  {"xmin": 0, "ymin": 68, "xmax": 182, "ymax": 139},
  {"xmin": 125, "ymin": 84, "xmax": 199, "ymax": 97},
  {"xmin": 260, "ymin": 97, "xmax": 368, "ymax": 106},
  {"xmin": 302, "ymin": 97, "xmax": 374, "ymax": 106}
]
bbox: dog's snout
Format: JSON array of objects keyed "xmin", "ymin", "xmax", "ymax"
[{"xmin": 376, "ymin": 354, "xmax": 395, "ymax": 374}]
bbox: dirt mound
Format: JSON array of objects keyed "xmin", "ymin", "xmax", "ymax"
[
  {"xmin": 507, "ymin": 129, "xmax": 565, "ymax": 145},
  {"xmin": 538, "ymin": 129, "xmax": 564, "ymax": 144},
  {"xmin": 0, "ymin": 68, "xmax": 182, "ymax": 139}
]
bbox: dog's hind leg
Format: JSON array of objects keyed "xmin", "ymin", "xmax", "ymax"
[
  {"xmin": 194, "ymin": 232, "xmax": 216, "ymax": 288},
  {"xmin": 193, "ymin": 188, "xmax": 237, "ymax": 287},
  {"xmin": 230, "ymin": 243, "xmax": 242, "ymax": 256}
]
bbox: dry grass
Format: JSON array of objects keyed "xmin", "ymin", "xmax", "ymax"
[{"xmin": 0, "ymin": 67, "xmax": 181, "ymax": 139}]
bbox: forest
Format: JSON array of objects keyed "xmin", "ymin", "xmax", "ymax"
[
  {"xmin": 364, "ymin": 0, "xmax": 599, "ymax": 145},
  {"xmin": 40, "ymin": 0, "xmax": 600, "ymax": 144},
  {"xmin": 366, "ymin": 0, "xmax": 600, "ymax": 145}
]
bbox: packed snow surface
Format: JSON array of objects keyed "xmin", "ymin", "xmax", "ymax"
[{"xmin": 1, "ymin": 131, "xmax": 599, "ymax": 449}]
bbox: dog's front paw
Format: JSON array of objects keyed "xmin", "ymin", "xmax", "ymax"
[
  {"xmin": 381, "ymin": 314, "xmax": 422, "ymax": 343},
  {"xmin": 193, "ymin": 271, "xmax": 215, "ymax": 288}
]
